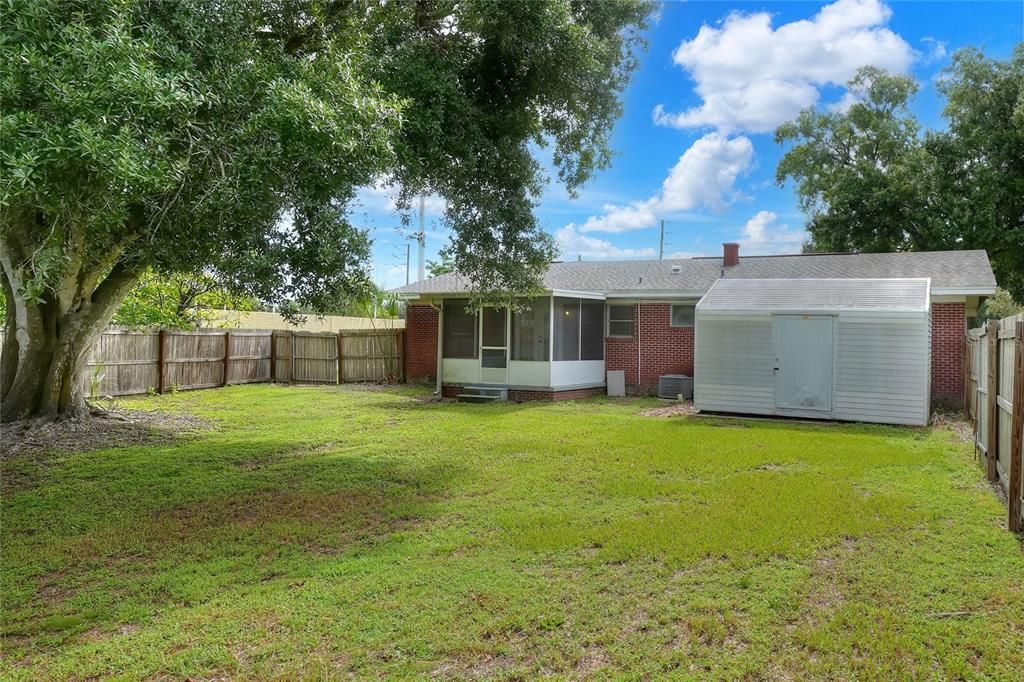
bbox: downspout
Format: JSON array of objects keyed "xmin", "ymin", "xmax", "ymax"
[
  {"xmin": 636, "ymin": 299, "xmax": 641, "ymax": 396},
  {"xmin": 429, "ymin": 301, "xmax": 442, "ymax": 395}
]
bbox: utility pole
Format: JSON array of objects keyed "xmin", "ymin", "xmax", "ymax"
[
  {"xmin": 405, "ymin": 242, "xmax": 411, "ymax": 285},
  {"xmin": 659, "ymin": 219, "xmax": 665, "ymax": 260},
  {"xmin": 417, "ymin": 195, "xmax": 426, "ymax": 281}
]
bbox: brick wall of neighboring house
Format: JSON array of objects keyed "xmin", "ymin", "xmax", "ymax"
[
  {"xmin": 931, "ymin": 301, "xmax": 965, "ymax": 406},
  {"xmin": 404, "ymin": 305, "xmax": 438, "ymax": 382},
  {"xmin": 605, "ymin": 303, "xmax": 695, "ymax": 396}
]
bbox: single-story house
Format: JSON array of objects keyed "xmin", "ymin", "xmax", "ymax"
[{"xmin": 394, "ymin": 244, "xmax": 996, "ymax": 406}]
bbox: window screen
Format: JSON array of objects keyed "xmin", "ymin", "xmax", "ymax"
[
  {"xmin": 481, "ymin": 307, "xmax": 506, "ymax": 347},
  {"xmin": 553, "ymin": 297, "xmax": 580, "ymax": 361},
  {"xmin": 442, "ymin": 300, "xmax": 477, "ymax": 359},
  {"xmin": 580, "ymin": 300, "xmax": 604, "ymax": 360},
  {"xmin": 511, "ymin": 298, "xmax": 550, "ymax": 361},
  {"xmin": 607, "ymin": 305, "xmax": 633, "ymax": 337},
  {"xmin": 670, "ymin": 304, "xmax": 695, "ymax": 327}
]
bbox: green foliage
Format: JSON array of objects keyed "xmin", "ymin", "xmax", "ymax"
[
  {"xmin": 112, "ymin": 270, "xmax": 255, "ymax": 330},
  {"xmin": 1, "ymin": 0, "xmax": 652, "ymax": 312},
  {"xmin": 425, "ymin": 254, "xmax": 456, "ymax": 277},
  {"xmin": 2, "ymin": 386, "xmax": 1022, "ymax": 678},
  {"xmin": 977, "ymin": 288, "xmax": 1022, "ymax": 324},
  {"xmin": 776, "ymin": 48, "xmax": 1024, "ymax": 299}
]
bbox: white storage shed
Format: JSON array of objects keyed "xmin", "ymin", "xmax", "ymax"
[{"xmin": 694, "ymin": 278, "xmax": 932, "ymax": 426}]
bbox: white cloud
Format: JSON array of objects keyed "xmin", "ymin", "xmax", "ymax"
[
  {"xmin": 579, "ymin": 133, "xmax": 755, "ymax": 233},
  {"xmin": 920, "ymin": 37, "xmax": 947, "ymax": 65},
  {"xmin": 737, "ymin": 210, "xmax": 806, "ymax": 255},
  {"xmin": 358, "ymin": 177, "xmax": 446, "ymax": 216},
  {"xmin": 654, "ymin": 0, "xmax": 915, "ymax": 133},
  {"xmin": 554, "ymin": 225, "xmax": 657, "ymax": 260}
]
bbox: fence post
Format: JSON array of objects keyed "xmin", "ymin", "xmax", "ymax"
[
  {"xmin": 1009, "ymin": 320, "xmax": 1024, "ymax": 532},
  {"xmin": 963, "ymin": 334, "xmax": 970, "ymax": 418},
  {"xmin": 289, "ymin": 330, "xmax": 296, "ymax": 384},
  {"xmin": 222, "ymin": 331, "xmax": 231, "ymax": 387},
  {"xmin": 157, "ymin": 328, "xmax": 167, "ymax": 394},
  {"xmin": 342, "ymin": 331, "xmax": 350, "ymax": 385},
  {"xmin": 986, "ymin": 320, "xmax": 1000, "ymax": 482},
  {"xmin": 398, "ymin": 330, "xmax": 405, "ymax": 383},
  {"xmin": 269, "ymin": 331, "xmax": 276, "ymax": 383}
]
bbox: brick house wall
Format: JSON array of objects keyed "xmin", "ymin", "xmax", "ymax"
[
  {"xmin": 931, "ymin": 301, "xmax": 965, "ymax": 406},
  {"xmin": 605, "ymin": 303, "xmax": 695, "ymax": 396},
  {"xmin": 404, "ymin": 305, "xmax": 438, "ymax": 382}
]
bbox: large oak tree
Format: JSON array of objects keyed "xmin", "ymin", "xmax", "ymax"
[
  {"xmin": 776, "ymin": 47, "xmax": 1024, "ymax": 298},
  {"xmin": 0, "ymin": 0, "xmax": 652, "ymax": 421}
]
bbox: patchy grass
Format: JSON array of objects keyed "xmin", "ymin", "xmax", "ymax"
[{"xmin": 2, "ymin": 384, "xmax": 1022, "ymax": 679}]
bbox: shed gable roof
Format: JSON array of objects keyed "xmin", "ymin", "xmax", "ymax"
[
  {"xmin": 394, "ymin": 249, "xmax": 995, "ymax": 296},
  {"xmin": 697, "ymin": 278, "xmax": 931, "ymax": 313}
]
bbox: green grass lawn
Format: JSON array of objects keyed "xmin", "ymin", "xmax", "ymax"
[{"xmin": 3, "ymin": 385, "xmax": 1023, "ymax": 680}]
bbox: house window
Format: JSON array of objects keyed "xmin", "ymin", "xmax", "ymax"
[
  {"xmin": 670, "ymin": 304, "xmax": 695, "ymax": 327},
  {"xmin": 580, "ymin": 300, "xmax": 604, "ymax": 360},
  {"xmin": 511, "ymin": 298, "xmax": 550, "ymax": 361},
  {"xmin": 607, "ymin": 304, "xmax": 634, "ymax": 337},
  {"xmin": 553, "ymin": 297, "xmax": 580, "ymax": 361},
  {"xmin": 442, "ymin": 300, "xmax": 477, "ymax": 359}
]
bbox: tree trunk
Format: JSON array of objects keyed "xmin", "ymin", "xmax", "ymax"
[{"xmin": 0, "ymin": 258, "xmax": 142, "ymax": 423}]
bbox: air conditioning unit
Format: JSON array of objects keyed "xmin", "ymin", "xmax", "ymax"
[{"xmin": 658, "ymin": 374, "xmax": 693, "ymax": 400}]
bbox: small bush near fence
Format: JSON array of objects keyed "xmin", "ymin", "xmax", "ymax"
[
  {"xmin": 966, "ymin": 313, "xmax": 1024, "ymax": 531},
  {"xmin": 0, "ymin": 326, "xmax": 405, "ymax": 399}
]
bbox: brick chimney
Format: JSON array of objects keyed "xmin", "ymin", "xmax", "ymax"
[{"xmin": 723, "ymin": 242, "xmax": 740, "ymax": 267}]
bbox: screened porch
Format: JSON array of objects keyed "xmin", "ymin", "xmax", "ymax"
[{"xmin": 439, "ymin": 295, "xmax": 606, "ymax": 390}]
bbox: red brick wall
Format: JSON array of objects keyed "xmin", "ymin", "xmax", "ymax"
[
  {"xmin": 404, "ymin": 305, "xmax": 438, "ymax": 382},
  {"xmin": 605, "ymin": 303, "xmax": 695, "ymax": 396},
  {"xmin": 931, "ymin": 302, "xmax": 965, "ymax": 405}
]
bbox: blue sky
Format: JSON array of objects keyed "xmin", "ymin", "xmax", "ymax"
[{"xmin": 359, "ymin": 0, "xmax": 1023, "ymax": 288}]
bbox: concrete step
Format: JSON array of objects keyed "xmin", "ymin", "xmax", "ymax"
[
  {"xmin": 456, "ymin": 393, "xmax": 502, "ymax": 403},
  {"xmin": 461, "ymin": 386, "xmax": 508, "ymax": 400}
]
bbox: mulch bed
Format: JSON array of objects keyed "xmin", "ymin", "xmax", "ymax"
[{"xmin": 1, "ymin": 409, "xmax": 211, "ymax": 460}]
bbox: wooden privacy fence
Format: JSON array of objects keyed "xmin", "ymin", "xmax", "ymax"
[
  {"xmin": 0, "ymin": 326, "xmax": 405, "ymax": 399},
  {"xmin": 966, "ymin": 313, "xmax": 1024, "ymax": 531}
]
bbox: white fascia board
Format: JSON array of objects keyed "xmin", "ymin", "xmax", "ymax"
[
  {"xmin": 698, "ymin": 307, "xmax": 927, "ymax": 316},
  {"xmin": 931, "ymin": 286, "xmax": 997, "ymax": 296},
  {"xmin": 550, "ymin": 289, "xmax": 606, "ymax": 300},
  {"xmin": 604, "ymin": 289, "xmax": 707, "ymax": 299},
  {"xmin": 397, "ymin": 293, "xmax": 421, "ymax": 300}
]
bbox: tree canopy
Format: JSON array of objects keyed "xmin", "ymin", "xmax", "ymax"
[
  {"xmin": 776, "ymin": 47, "xmax": 1024, "ymax": 299},
  {"xmin": 0, "ymin": 0, "xmax": 653, "ymax": 420}
]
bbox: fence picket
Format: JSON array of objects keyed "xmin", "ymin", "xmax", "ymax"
[{"xmin": 0, "ymin": 325, "xmax": 404, "ymax": 397}]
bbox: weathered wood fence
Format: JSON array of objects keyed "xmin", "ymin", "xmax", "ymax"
[
  {"xmin": 1, "ymin": 326, "xmax": 405, "ymax": 398},
  {"xmin": 966, "ymin": 313, "xmax": 1024, "ymax": 531}
]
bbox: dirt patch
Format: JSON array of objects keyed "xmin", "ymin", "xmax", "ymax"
[
  {"xmin": 930, "ymin": 411, "xmax": 973, "ymax": 443},
  {"xmin": 639, "ymin": 402, "xmax": 696, "ymax": 418},
  {"xmin": 1, "ymin": 409, "xmax": 211, "ymax": 459}
]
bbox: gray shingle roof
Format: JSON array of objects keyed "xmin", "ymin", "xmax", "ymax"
[{"xmin": 393, "ymin": 249, "xmax": 996, "ymax": 296}]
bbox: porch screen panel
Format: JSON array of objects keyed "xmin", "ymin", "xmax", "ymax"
[
  {"xmin": 580, "ymin": 301, "xmax": 604, "ymax": 360},
  {"xmin": 511, "ymin": 298, "xmax": 550, "ymax": 361},
  {"xmin": 553, "ymin": 297, "xmax": 580, "ymax": 361},
  {"xmin": 442, "ymin": 300, "xmax": 478, "ymax": 359}
]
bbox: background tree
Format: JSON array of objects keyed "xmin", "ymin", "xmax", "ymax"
[
  {"xmin": 977, "ymin": 288, "xmax": 1022, "ymax": 324},
  {"xmin": 113, "ymin": 271, "xmax": 256, "ymax": 330},
  {"xmin": 776, "ymin": 48, "xmax": 1023, "ymax": 297},
  {"xmin": 1, "ymin": 0, "xmax": 652, "ymax": 421}
]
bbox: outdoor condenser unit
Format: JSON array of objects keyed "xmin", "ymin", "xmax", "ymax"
[{"xmin": 657, "ymin": 374, "xmax": 693, "ymax": 400}]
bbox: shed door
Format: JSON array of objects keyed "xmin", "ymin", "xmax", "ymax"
[{"xmin": 774, "ymin": 315, "xmax": 833, "ymax": 412}]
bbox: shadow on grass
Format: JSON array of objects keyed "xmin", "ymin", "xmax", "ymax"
[{"xmin": 2, "ymin": 438, "xmax": 460, "ymax": 648}]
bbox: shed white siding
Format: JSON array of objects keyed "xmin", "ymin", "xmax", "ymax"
[
  {"xmin": 695, "ymin": 278, "xmax": 931, "ymax": 426},
  {"xmin": 694, "ymin": 316, "xmax": 775, "ymax": 415}
]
